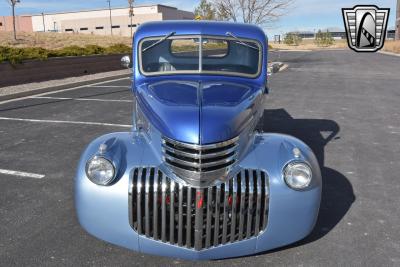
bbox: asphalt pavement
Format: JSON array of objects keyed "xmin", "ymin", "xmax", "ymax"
[{"xmin": 0, "ymin": 50, "xmax": 399, "ymax": 266}]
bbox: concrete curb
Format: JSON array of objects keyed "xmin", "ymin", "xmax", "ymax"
[
  {"xmin": 270, "ymin": 49, "xmax": 312, "ymax": 52},
  {"xmin": 0, "ymin": 73, "xmax": 130, "ymax": 102},
  {"xmin": 379, "ymin": 51, "xmax": 400, "ymax": 57}
]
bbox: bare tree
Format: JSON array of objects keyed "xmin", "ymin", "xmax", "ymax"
[
  {"xmin": 128, "ymin": 0, "xmax": 134, "ymax": 38},
  {"xmin": 212, "ymin": 0, "xmax": 293, "ymax": 26},
  {"xmin": 6, "ymin": 0, "xmax": 20, "ymax": 40}
]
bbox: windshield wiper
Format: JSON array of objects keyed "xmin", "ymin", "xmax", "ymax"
[
  {"xmin": 226, "ymin": 32, "xmax": 259, "ymax": 51},
  {"xmin": 142, "ymin": 31, "xmax": 175, "ymax": 53}
]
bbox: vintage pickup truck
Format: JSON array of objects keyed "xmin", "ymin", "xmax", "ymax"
[{"xmin": 75, "ymin": 21, "xmax": 321, "ymax": 260}]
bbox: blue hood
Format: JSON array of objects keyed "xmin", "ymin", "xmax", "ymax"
[{"xmin": 136, "ymin": 79, "xmax": 262, "ymax": 144}]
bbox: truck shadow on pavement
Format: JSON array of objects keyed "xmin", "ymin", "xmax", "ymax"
[{"xmin": 259, "ymin": 108, "xmax": 355, "ymax": 251}]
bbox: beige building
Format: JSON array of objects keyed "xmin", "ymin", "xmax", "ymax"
[{"xmin": 31, "ymin": 4, "xmax": 194, "ymax": 36}]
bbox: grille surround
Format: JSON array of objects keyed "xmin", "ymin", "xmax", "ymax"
[
  {"xmin": 129, "ymin": 167, "xmax": 269, "ymax": 251},
  {"xmin": 162, "ymin": 137, "xmax": 239, "ymax": 187}
]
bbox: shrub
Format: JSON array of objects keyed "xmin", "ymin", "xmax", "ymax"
[
  {"xmin": 50, "ymin": 45, "xmax": 88, "ymax": 57},
  {"xmin": 0, "ymin": 43, "xmax": 131, "ymax": 64},
  {"xmin": 84, "ymin": 45, "xmax": 107, "ymax": 55},
  {"xmin": 284, "ymin": 33, "xmax": 302, "ymax": 46},
  {"xmin": 315, "ymin": 30, "xmax": 334, "ymax": 47},
  {"xmin": 105, "ymin": 44, "xmax": 131, "ymax": 54}
]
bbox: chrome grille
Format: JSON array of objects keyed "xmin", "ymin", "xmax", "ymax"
[
  {"xmin": 161, "ymin": 137, "xmax": 239, "ymax": 187},
  {"xmin": 129, "ymin": 167, "xmax": 269, "ymax": 250}
]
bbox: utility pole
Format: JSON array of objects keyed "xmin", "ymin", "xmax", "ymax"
[
  {"xmin": 41, "ymin": 12, "xmax": 45, "ymax": 32},
  {"xmin": 10, "ymin": 0, "xmax": 20, "ymax": 41},
  {"xmin": 396, "ymin": 0, "xmax": 400, "ymax": 40},
  {"xmin": 107, "ymin": 0, "xmax": 113, "ymax": 36},
  {"xmin": 128, "ymin": 0, "xmax": 134, "ymax": 39}
]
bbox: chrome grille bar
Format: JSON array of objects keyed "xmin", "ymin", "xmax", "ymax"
[
  {"xmin": 230, "ymin": 175, "xmax": 238, "ymax": 242},
  {"xmin": 136, "ymin": 168, "xmax": 143, "ymax": 235},
  {"xmin": 262, "ymin": 171, "xmax": 269, "ymax": 230},
  {"xmin": 177, "ymin": 183, "xmax": 183, "ymax": 246},
  {"xmin": 129, "ymin": 168, "xmax": 269, "ymax": 251},
  {"xmin": 153, "ymin": 168, "xmax": 159, "ymax": 240},
  {"xmin": 161, "ymin": 172, "xmax": 167, "ymax": 242},
  {"xmin": 213, "ymin": 184, "xmax": 221, "ymax": 246},
  {"xmin": 162, "ymin": 144, "xmax": 238, "ymax": 159},
  {"xmin": 194, "ymin": 188, "xmax": 203, "ymax": 250},
  {"xmin": 186, "ymin": 187, "xmax": 192, "ymax": 248},
  {"xmin": 246, "ymin": 170, "xmax": 254, "ymax": 238},
  {"xmin": 145, "ymin": 169, "xmax": 150, "ymax": 237},
  {"xmin": 221, "ymin": 182, "xmax": 229, "ymax": 244},
  {"xmin": 169, "ymin": 181, "xmax": 175, "ymax": 243},
  {"xmin": 162, "ymin": 137, "xmax": 239, "ymax": 186},
  {"xmin": 254, "ymin": 170, "xmax": 262, "ymax": 235},
  {"xmin": 205, "ymin": 187, "xmax": 212, "ymax": 248},
  {"xmin": 163, "ymin": 136, "xmax": 238, "ymax": 150},
  {"xmin": 164, "ymin": 154, "xmax": 236, "ymax": 168},
  {"xmin": 238, "ymin": 170, "xmax": 246, "ymax": 241}
]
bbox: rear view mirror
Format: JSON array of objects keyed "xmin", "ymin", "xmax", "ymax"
[{"xmin": 121, "ymin": 55, "xmax": 131, "ymax": 69}]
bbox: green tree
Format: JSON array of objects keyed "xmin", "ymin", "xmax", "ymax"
[
  {"xmin": 194, "ymin": 0, "xmax": 216, "ymax": 20},
  {"xmin": 284, "ymin": 33, "xmax": 302, "ymax": 46},
  {"xmin": 315, "ymin": 30, "xmax": 334, "ymax": 47}
]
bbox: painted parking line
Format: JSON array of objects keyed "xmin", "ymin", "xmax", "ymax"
[
  {"xmin": 0, "ymin": 169, "xmax": 45, "ymax": 179},
  {"xmin": 0, "ymin": 77, "xmax": 130, "ymax": 106},
  {"xmin": 0, "ymin": 117, "xmax": 132, "ymax": 128},
  {"xmin": 31, "ymin": 96, "xmax": 132, "ymax": 103}
]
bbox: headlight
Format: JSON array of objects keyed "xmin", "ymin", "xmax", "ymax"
[
  {"xmin": 283, "ymin": 162, "xmax": 312, "ymax": 190},
  {"xmin": 85, "ymin": 156, "xmax": 115, "ymax": 185}
]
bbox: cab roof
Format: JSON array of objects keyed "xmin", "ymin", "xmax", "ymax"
[{"xmin": 134, "ymin": 20, "xmax": 267, "ymax": 44}]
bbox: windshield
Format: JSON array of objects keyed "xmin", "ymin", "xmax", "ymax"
[{"xmin": 139, "ymin": 35, "xmax": 262, "ymax": 78}]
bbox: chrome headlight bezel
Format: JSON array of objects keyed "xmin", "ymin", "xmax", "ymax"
[
  {"xmin": 283, "ymin": 161, "xmax": 313, "ymax": 190},
  {"xmin": 85, "ymin": 156, "xmax": 116, "ymax": 186}
]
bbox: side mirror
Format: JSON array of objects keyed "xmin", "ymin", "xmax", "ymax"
[{"xmin": 121, "ymin": 55, "xmax": 131, "ymax": 69}]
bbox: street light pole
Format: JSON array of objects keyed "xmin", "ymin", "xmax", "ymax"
[
  {"xmin": 128, "ymin": 0, "xmax": 134, "ymax": 39},
  {"xmin": 10, "ymin": 0, "xmax": 20, "ymax": 41},
  {"xmin": 41, "ymin": 12, "xmax": 45, "ymax": 32},
  {"xmin": 107, "ymin": 0, "xmax": 113, "ymax": 36}
]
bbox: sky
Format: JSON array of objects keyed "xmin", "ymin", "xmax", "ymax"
[{"xmin": 0, "ymin": 0, "xmax": 397, "ymax": 36}]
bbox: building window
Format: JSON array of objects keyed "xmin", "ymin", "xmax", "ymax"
[
  {"xmin": 80, "ymin": 27, "xmax": 88, "ymax": 31},
  {"xmin": 95, "ymin": 26, "xmax": 104, "ymax": 30},
  {"xmin": 128, "ymin": 24, "xmax": 137, "ymax": 28},
  {"xmin": 65, "ymin": 29, "xmax": 74, "ymax": 32},
  {"xmin": 111, "ymin": 25, "xmax": 120, "ymax": 29},
  {"xmin": 0, "ymin": 22, "xmax": 3, "ymax": 27}
]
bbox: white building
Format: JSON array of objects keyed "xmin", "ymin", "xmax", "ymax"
[{"xmin": 31, "ymin": 4, "xmax": 194, "ymax": 36}]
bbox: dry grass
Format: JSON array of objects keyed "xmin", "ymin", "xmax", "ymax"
[
  {"xmin": 383, "ymin": 41, "xmax": 400, "ymax": 54},
  {"xmin": 270, "ymin": 39, "xmax": 348, "ymax": 50},
  {"xmin": 0, "ymin": 32, "xmax": 132, "ymax": 49},
  {"xmin": 271, "ymin": 39, "xmax": 400, "ymax": 54}
]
